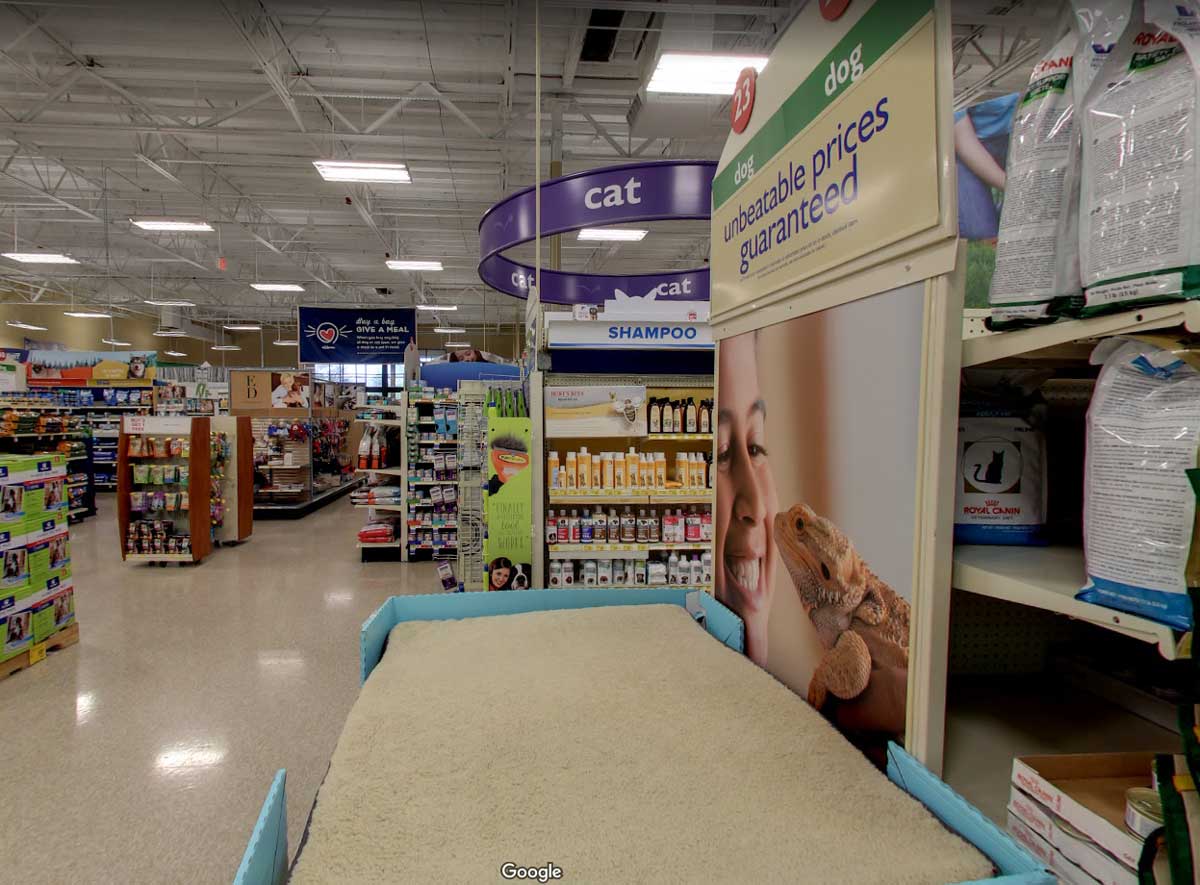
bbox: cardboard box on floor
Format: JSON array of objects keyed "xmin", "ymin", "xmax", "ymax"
[
  {"xmin": 1008, "ymin": 787, "xmax": 1136, "ymax": 885},
  {"xmin": 1011, "ymin": 753, "xmax": 1159, "ymax": 871},
  {"xmin": 1007, "ymin": 812, "xmax": 1102, "ymax": 885}
]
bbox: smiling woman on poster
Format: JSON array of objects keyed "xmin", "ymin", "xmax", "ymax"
[{"xmin": 715, "ymin": 332, "xmax": 779, "ymax": 666}]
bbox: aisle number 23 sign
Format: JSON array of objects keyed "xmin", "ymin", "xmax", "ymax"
[{"xmin": 730, "ymin": 67, "xmax": 756, "ymax": 134}]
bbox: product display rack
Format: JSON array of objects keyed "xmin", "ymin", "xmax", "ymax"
[
  {"xmin": 0, "ymin": 400, "xmax": 93, "ymax": 521},
  {"xmin": 538, "ymin": 374, "xmax": 716, "ymax": 592},
  {"xmin": 117, "ymin": 415, "xmax": 213, "ymax": 565},
  {"xmin": 353, "ymin": 396, "xmax": 409, "ymax": 562},
  {"xmin": 456, "ymin": 381, "xmax": 489, "ymax": 591},
  {"xmin": 0, "ymin": 388, "xmax": 155, "ymax": 507},
  {"xmin": 235, "ymin": 383, "xmax": 363, "ymax": 519},
  {"xmin": 404, "ymin": 388, "xmax": 459, "ymax": 562}
]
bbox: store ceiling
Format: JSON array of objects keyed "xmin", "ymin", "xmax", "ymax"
[{"xmin": 0, "ymin": 0, "xmax": 1054, "ymax": 339}]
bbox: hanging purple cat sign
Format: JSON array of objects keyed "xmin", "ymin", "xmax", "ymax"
[{"xmin": 478, "ymin": 160, "xmax": 715, "ymax": 306}]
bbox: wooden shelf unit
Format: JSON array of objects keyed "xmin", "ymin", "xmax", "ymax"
[{"xmin": 117, "ymin": 415, "xmax": 213, "ymax": 564}]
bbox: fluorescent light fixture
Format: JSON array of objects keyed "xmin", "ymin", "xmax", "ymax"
[
  {"xmin": 386, "ymin": 259, "xmax": 442, "ymax": 271},
  {"xmin": 416, "ymin": 304, "xmax": 456, "ymax": 311},
  {"xmin": 130, "ymin": 218, "xmax": 214, "ymax": 232},
  {"xmin": 272, "ymin": 338, "xmax": 299, "ymax": 346},
  {"xmin": 250, "ymin": 283, "xmax": 304, "ymax": 292},
  {"xmin": 223, "ymin": 323, "xmax": 262, "ymax": 331},
  {"xmin": 153, "ymin": 328, "xmax": 187, "ymax": 337},
  {"xmin": 444, "ymin": 341, "xmax": 471, "ymax": 348},
  {"xmin": 63, "ymin": 310, "xmax": 111, "ymax": 318},
  {"xmin": 312, "ymin": 160, "xmax": 410, "ymax": 183},
  {"xmin": 647, "ymin": 52, "xmax": 768, "ymax": 96},
  {"xmin": 433, "ymin": 326, "xmax": 466, "ymax": 334},
  {"xmin": 578, "ymin": 228, "xmax": 648, "ymax": 242},
  {"xmin": 101, "ymin": 338, "xmax": 131, "ymax": 347},
  {"xmin": 6, "ymin": 320, "xmax": 47, "ymax": 331},
  {"xmin": 163, "ymin": 350, "xmax": 187, "ymax": 357},
  {"xmin": 3, "ymin": 252, "xmax": 79, "ymax": 264},
  {"xmin": 210, "ymin": 344, "xmax": 241, "ymax": 352},
  {"xmin": 144, "ymin": 299, "xmax": 195, "ymax": 307}
]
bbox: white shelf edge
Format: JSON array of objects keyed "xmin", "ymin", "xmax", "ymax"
[
  {"xmin": 952, "ymin": 545, "xmax": 1185, "ymax": 660},
  {"xmin": 962, "ymin": 301, "xmax": 1200, "ymax": 366}
]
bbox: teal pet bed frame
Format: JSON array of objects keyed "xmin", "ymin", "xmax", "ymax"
[{"xmin": 233, "ymin": 588, "xmax": 1051, "ymax": 885}]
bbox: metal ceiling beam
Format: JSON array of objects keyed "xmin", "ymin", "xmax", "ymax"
[
  {"xmin": 196, "ymin": 88, "xmax": 278, "ymax": 128},
  {"xmin": 218, "ymin": 0, "xmax": 308, "ymax": 134},
  {"xmin": 561, "ymin": 8, "xmax": 588, "ymax": 90}
]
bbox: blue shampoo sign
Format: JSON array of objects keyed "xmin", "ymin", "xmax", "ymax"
[{"xmin": 298, "ymin": 307, "xmax": 416, "ymax": 364}]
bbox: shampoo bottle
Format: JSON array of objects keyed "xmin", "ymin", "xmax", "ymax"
[
  {"xmin": 614, "ymin": 453, "xmax": 626, "ymax": 489},
  {"xmin": 547, "ymin": 451, "xmax": 560, "ymax": 489},
  {"xmin": 654, "ymin": 452, "xmax": 667, "ymax": 490},
  {"xmin": 649, "ymin": 398, "xmax": 661, "ymax": 434},
  {"xmin": 578, "ymin": 447, "xmax": 591, "ymax": 490},
  {"xmin": 686, "ymin": 398, "xmax": 697, "ymax": 433},
  {"xmin": 565, "ymin": 451, "xmax": 577, "ymax": 490},
  {"xmin": 602, "ymin": 452, "xmax": 614, "ymax": 489},
  {"xmin": 626, "ymin": 448, "xmax": 640, "ymax": 489},
  {"xmin": 662, "ymin": 400, "xmax": 674, "ymax": 433}
]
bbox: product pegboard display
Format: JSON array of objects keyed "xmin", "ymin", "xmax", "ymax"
[
  {"xmin": 117, "ymin": 415, "xmax": 213, "ymax": 564},
  {"xmin": 406, "ymin": 387, "xmax": 459, "ymax": 562},
  {"xmin": 0, "ymin": 452, "xmax": 77, "ymax": 683},
  {"xmin": 455, "ymin": 381, "xmax": 488, "ymax": 590}
]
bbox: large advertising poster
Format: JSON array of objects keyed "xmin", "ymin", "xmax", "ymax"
[
  {"xmin": 710, "ymin": 0, "xmax": 947, "ymax": 319},
  {"xmin": 230, "ymin": 370, "xmax": 310, "ymax": 411},
  {"xmin": 716, "ymin": 283, "xmax": 923, "ymax": 758},
  {"xmin": 26, "ymin": 350, "xmax": 157, "ymax": 387},
  {"xmin": 298, "ymin": 307, "xmax": 415, "ymax": 364},
  {"xmin": 483, "ymin": 418, "xmax": 532, "ymax": 592}
]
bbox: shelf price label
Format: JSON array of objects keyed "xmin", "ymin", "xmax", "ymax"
[{"xmin": 28, "ymin": 642, "xmax": 47, "ymax": 665}]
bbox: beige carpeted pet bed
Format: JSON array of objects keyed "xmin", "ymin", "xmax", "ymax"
[{"xmin": 290, "ymin": 604, "xmax": 993, "ymax": 884}]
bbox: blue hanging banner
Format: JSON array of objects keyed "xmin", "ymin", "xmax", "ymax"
[{"xmin": 298, "ymin": 307, "xmax": 416, "ymax": 364}]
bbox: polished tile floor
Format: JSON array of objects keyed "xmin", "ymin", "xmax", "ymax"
[{"xmin": 0, "ymin": 496, "xmax": 437, "ymax": 884}]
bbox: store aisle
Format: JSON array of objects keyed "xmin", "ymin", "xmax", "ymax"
[{"xmin": 0, "ymin": 497, "xmax": 438, "ymax": 884}]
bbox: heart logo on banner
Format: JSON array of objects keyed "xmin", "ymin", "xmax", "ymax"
[{"xmin": 317, "ymin": 325, "xmax": 338, "ymax": 344}]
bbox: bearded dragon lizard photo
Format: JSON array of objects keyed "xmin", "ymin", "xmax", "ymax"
[{"xmin": 773, "ymin": 503, "xmax": 910, "ymax": 711}]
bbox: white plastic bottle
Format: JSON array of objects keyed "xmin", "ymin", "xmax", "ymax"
[
  {"xmin": 581, "ymin": 509, "xmax": 594, "ymax": 544},
  {"xmin": 549, "ymin": 560, "xmax": 563, "ymax": 587},
  {"xmin": 701, "ymin": 551, "xmax": 712, "ymax": 585},
  {"xmin": 583, "ymin": 560, "xmax": 597, "ymax": 586},
  {"xmin": 608, "ymin": 508, "xmax": 620, "ymax": 542},
  {"xmin": 700, "ymin": 506, "xmax": 712, "ymax": 542},
  {"xmin": 563, "ymin": 560, "xmax": 575, "ymax": 586},
  {"xmin": 569, "ymin": 510, "xmax": 581, "ymax": 543},
  {"xmin": 593, "ymin": 510, "xmax": 607, "ymax": 544},
  {"xmin": 546, "ymin": 509, "xmax": 557, "ymax": 544},
  {"xmin": 668, "ymin": 551, "xmax": 680, "ymax": 584},
  {"xmin": 689, "ymin": 555, "xmax": 704, "ymax": 586},
  {"xmin": 602, "ymin": 452, "xmax": 614, "ymax": 489}
]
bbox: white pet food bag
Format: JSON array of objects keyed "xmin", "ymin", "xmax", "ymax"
[
  {"xmin": 954, "ymin": 415, "xmax": 1048, "ymax": 544},
  {"xmin": 1079, "ymin": 337, "xmax": 1200, "ymax": 629},
  {"xmin": 1053, "ymin": 1, "xmax": 1133, "ymax": 315},
  {"xmin": 1078, "ymin": 0, "xmax": 1200, "ymax": 314},
  {"xmin": 989, "ymin": 27, "xmax": 1079, "ymax": 326}
]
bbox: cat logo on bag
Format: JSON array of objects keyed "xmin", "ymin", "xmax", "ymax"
[{"xmin": 961, "ymin": 439, "xmax": 1022, "ymax": 495}]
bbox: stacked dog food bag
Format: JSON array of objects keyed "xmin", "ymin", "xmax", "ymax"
[{"xmin": 0, "ymin": 453, "xmax": 75, "ymax": 668}]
